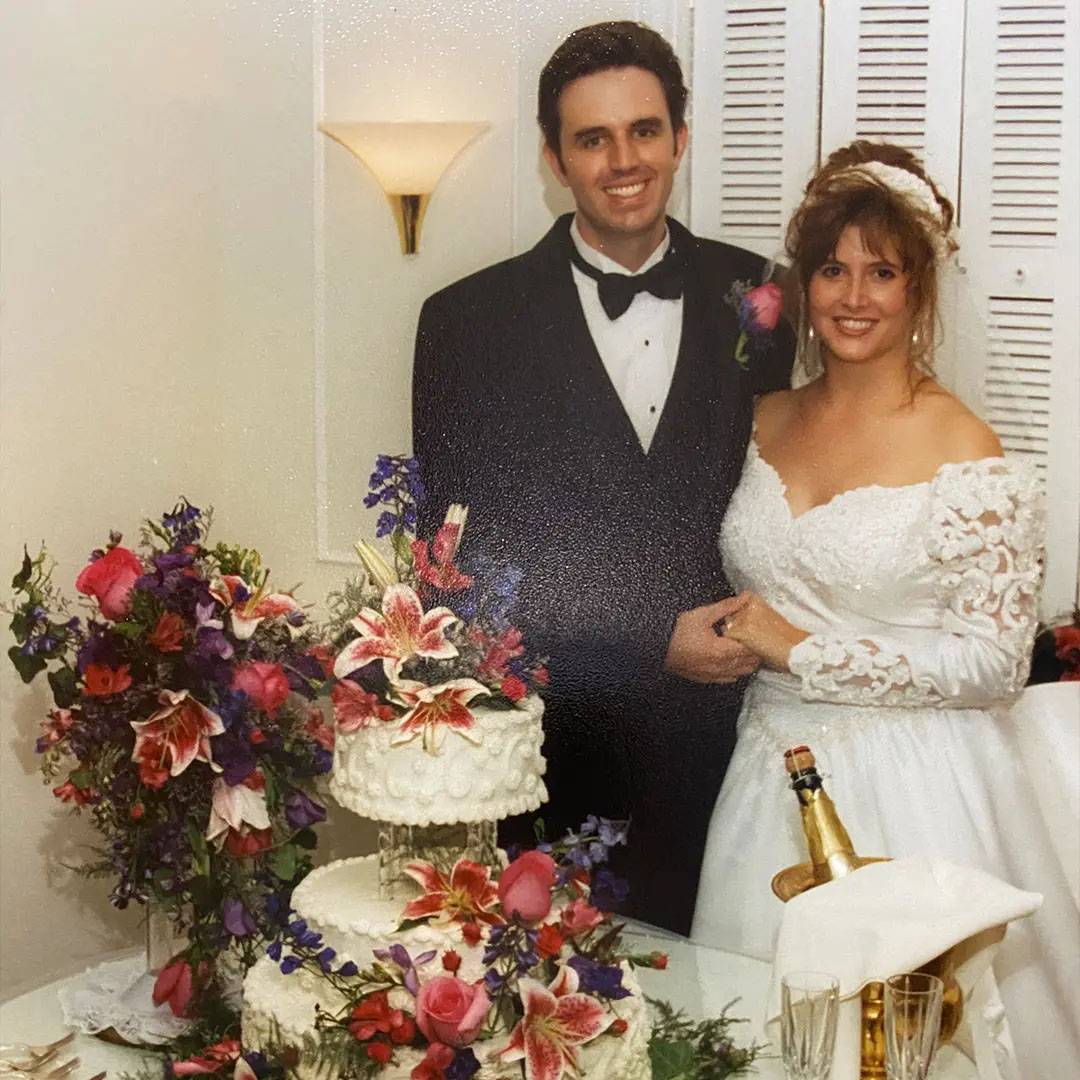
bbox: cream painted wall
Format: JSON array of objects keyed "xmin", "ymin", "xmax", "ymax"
[{"xmin": 0, "ymin": 0, "xmax": 689, "ymax": 995}]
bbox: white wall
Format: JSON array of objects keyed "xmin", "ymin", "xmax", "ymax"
[{"xmin": 0, "ymin": 0, "xmax": 687, "ymax": 995}]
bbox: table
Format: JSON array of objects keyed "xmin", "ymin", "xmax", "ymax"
[{"xmin": 2, "ymin": 937, "xmax": 977, "ymax": 1078}]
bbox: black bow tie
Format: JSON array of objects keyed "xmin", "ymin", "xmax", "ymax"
[{"xmin": 569, "ymin": 242, "xmax": 685, "ymax": 320}]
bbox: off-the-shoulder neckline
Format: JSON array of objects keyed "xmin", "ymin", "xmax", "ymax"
[{"xmin": 749, "ymin": 438, "xmax": 1013, "ymax": 523}]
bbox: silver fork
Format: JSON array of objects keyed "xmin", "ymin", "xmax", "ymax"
[
  {"xmin": 40, "ymin": 1060, "xmax": 81, "ymax": 1080},
  {"xmin": 0, "ymin": 1035, "xmax": 75, "ymax": 1073},
  {"xmin": 0, "ymin": 1060, "xmax": 80, "ymax": 1080}
]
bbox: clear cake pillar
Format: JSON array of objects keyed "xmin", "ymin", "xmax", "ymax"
[{"xmin": 377, "ymin": 819, "xmax": 498, "ymax": 900}]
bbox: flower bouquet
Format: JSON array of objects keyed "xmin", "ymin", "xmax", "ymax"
[
  {"xmin": 228, "ymin": 818, "xmax": 760, "ymax": 1080},
  {"xmin": 325, "ymin": 455, "xmax": 548, "ymax": 752},
  {"xmin": 5, "ymin": 501, "xmax": 334, "ymax": 1037}
]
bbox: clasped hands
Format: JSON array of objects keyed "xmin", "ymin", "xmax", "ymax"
[{"xmin": 663, "ymin": 591, "xmax": 810, "ymax": 684}]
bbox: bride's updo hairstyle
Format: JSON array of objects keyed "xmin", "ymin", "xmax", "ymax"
[{"xmin": 785, "ymin": 140, "xmax": 956, "ymax": 376}]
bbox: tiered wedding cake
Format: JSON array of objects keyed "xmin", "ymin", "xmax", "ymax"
[{"xmin": 241, "ymin": 693, "xmax": 652, "ymax": 1080}]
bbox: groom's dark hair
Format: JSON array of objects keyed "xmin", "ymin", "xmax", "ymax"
[{"xmin": 538, "ymin": 22, "xmax": 688, "ymax": 161}]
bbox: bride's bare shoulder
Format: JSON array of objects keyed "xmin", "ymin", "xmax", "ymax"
[
  {"xmin": 915, "ymin": 382, "xmax": 1003, "ymax": 462},
  {"xmin": 753, "ymin": 387, "xmax": 801, "ymax": 437}
]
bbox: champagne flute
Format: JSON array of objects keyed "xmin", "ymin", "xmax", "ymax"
[
  {"xmin": 884, "ymin": 972, "xmax": 944, "ymax": 1080},
  {"xmin": 781, "ymin": 971, "xmax": 840, "ymax": 1080}
]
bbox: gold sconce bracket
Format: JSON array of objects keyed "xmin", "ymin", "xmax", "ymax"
[{"xmin": 318, "ymin": 121, "xmax": 488, "ymax": 254}]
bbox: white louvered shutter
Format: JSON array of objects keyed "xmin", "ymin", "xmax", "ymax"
[
  {"xmin": 819, "ymin": 0, "xmax": 968, "ymax": 389},
  {"xmin": 956, "ymin": 0, "xmax": 1080, "ymax": 615},
  {"xmin": 689, "ymin": 0, "xmax": 820, "ymax": 259},
  {"xmin": 820, "ymin": 0, "xmax": 965, "ymax": 204}
]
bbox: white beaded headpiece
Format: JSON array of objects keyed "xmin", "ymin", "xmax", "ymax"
[{"xmin": 837, "ymin": 160, "xmax": 955, "ymax": 257}]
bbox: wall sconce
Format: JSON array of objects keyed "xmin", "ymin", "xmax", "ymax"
[{"xmin": 318, "ymin": 121, "xmax": 489, "ymax": 254}]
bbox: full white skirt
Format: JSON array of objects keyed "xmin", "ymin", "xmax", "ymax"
[{"xmin": 691, "ymin": 675, "xmax": 1080, "ymax": 1079}]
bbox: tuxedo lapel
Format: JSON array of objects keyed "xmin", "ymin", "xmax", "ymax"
[
  {"xmin": 524, "ymin": 218, "xmax": 648, "ymax": 464},
  {"xmin": 648, "ymin": 220, "xmax": 746, "ymax": 477}
]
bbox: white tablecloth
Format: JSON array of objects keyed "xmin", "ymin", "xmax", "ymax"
[{"xmin": 1, "ymin": 937, "xmax": 977, "ymax": 1079}]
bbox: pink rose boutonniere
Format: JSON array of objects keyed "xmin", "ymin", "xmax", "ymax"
[{"xmin": 725, "ymin": 274, "xmax": 783, "ymax": 370}]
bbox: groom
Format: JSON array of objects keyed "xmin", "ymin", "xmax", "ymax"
[{"xmin": 412, "ymin": 21, "xmax": 794, "ymax": 933}]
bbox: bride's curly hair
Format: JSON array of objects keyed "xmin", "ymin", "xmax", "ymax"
[{"xmin": 785, "ymin": 141, "xmax": 956, "ymax": 377}]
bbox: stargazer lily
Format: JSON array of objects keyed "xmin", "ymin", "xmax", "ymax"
[
  {"xmin": 390, "ymin": 678, "xmax": 490, "ymax": 753},
  {"xmin": 209, "ymin": 574, "xmax": 301, "ymax": 641},
  {"xmin": 496, "ymin": 965, "xmax": 612, "ymax": 1080},
  {"xmin": 131, "ymin": 689, "xmax": 224, "ymax": 778},
  {"xmin": 205, "ymin": 776, "xmax": 271, "ymax": 847},
  {"xmin": 333, "ymin": 583, "xmax": 458, "ymax": 682},
  {"xmin": 411, "ymin": 504, "xmax": 474, "ymax": 592},
  {"xmin": 401, "ymin": 857, "xmax": 503, "ymax": 926}
]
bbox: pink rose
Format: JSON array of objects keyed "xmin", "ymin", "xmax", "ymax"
[
  {"xmin": 75, "ymin": 545, "xmax": 142, "ymax": 621},
  {"xmin": 559, "ymin": 897, "xmax": 604, "ymax": 937},
  {"xmin": 414, "ymin": 976, "xmax": 490, "ymax": 1048},
  {"xmin": 745, "ymin": 282, "xmax": 783, "ymax": 333},
  {"xmin": 232, "ymin": 661, "xmax": 290, "ymax": 715},
  {"xmin": 498, "ymin": 850, "xmax": 557, "ymax": 923}
]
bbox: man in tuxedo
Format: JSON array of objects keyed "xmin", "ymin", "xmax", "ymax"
[{"xmin": 412, "ymin": 21, "xmax": 794, "ymax": 933}]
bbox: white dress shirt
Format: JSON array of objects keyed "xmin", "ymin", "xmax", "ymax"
[{"xmin": 569, "ymin": 217, "xmax": 683, "ymax": 453}]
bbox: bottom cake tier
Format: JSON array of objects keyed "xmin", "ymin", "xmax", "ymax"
[{"xmin": 242, "ymin": 954, "xmax": 652, "ymax": 1080}]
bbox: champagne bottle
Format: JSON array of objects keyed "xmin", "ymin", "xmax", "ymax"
[{"xmin": 783, "ymin": 744, "xmax": 869, "ymax": 885}]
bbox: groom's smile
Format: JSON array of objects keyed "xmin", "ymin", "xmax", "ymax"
[{"xmin": 543, "ymin": 65, "xmax": 687, "ymax": 270}]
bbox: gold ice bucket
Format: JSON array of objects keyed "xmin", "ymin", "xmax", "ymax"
[{"xmin": 772, "ymin": 860, "xmax": 964, "ymax": 1079}]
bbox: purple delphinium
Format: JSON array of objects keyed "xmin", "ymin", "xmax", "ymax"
[
  {"xmin": 212, "ymin": 733, "xmax": 257, "ymax": 787},
  {"xmin": 447, "ymin": 1049, "xmax": 481, "ymax": 1080},
  {"xmin": 589, "ymin": 867, "xmax": 630, "ymax": 913},
  {"xmin": 364, "ymin": 454, "xmax": 424, "ymax": 537},
  {"xmin": 482, "ymin": 920, "xmax": 539, "ymax": 993},
  {"xmin": 567, "ymin": 955, "xmax": 631, "ymax": 1000},
  {"xmin": 160, "ymin": 500, "xmax": 204, "ymax": 550}
]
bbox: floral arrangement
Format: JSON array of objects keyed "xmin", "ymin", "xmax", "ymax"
[
  {"xmin": 211, "ymin": 816, "xmax": 760, "ymax": 1080},
  {"xmin": 5, "ymin": 501, "xmax": 334, "ymax": 1027},
  {"xmin": 325, "ymin": 455, "xmax": 548, "ymax": 753},
  {"xmin": 1028, "ymin": 608, "xmax": 1080, "ymax": 684}
]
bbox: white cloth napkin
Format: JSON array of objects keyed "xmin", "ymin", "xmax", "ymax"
[{"xmin": 765, "ymin": 857, "xmax": 1042, "ymax": 1080}]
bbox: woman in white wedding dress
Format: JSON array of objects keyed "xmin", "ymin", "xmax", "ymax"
[{"xmin": 690, "ymin": 141, "xmax": 1079, "ymax": 1078}]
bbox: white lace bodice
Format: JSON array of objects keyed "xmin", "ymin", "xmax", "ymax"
[{"xmin": 720, "ymin": 443, "xmax": 1045, "ymax": 709}]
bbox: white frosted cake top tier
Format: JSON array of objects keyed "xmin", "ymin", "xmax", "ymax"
[{"xmin": 329, "ymin": 694, "xmax": 547, "ymax": 825}]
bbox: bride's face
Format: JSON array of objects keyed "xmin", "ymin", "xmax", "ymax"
[{"xmin": 808, "ymin": 224, "xmax": 914, "ymax": 369}]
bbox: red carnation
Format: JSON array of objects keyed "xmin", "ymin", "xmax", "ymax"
[
  {"xmin": 536, "ymin": 923, "xmax": 565, "ymax": 960},
  {"xmin": 365, "ymin": 1041, "xmax": 392, "ymax": 1065},
  {"xmin": 147, "ymin": 612, "xmax": 186, "ymax": 653},
  {"xmin": 500, "ymin": 675, "xmax": 527, "ymax": 702},
  {"xmin": 83, "ymin": 663, "xmax": 132, "ymax": 697}
]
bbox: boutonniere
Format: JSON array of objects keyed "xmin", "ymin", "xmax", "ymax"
[{"xmin": 724, "ymin": 267, "xmax": 783, "ymax": 370}]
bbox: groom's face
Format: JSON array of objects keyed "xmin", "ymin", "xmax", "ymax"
[{"xmin": 544, "ymin": 66, "xmax": 687, "ymax": 252}]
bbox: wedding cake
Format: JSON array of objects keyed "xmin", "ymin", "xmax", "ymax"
[{"xmin": 241, "ymin": 694, "xmax": 653, "ymax": 1080}]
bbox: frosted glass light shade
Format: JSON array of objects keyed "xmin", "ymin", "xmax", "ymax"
[
  {"xmin": 318, "ymin": 121, "xmax": 488, "ymax": 195},
  {"xmin": 318, "ymin": 121, "xmax": 488, "ymax": 253}
]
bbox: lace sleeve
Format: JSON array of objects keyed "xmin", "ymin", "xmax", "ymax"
[{"xmin": 788, "ymin": 459, "xmax": 1045, "ymax": 708}]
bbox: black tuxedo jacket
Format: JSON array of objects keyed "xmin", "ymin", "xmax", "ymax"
[{"xmin": 412, "ymin": 214, "xmax": 794, "ymax": 932}]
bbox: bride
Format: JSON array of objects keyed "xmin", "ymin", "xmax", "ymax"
[{"xmin": 689, "ymin": 140, "xmax": 1079, "ymax": 1077}]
